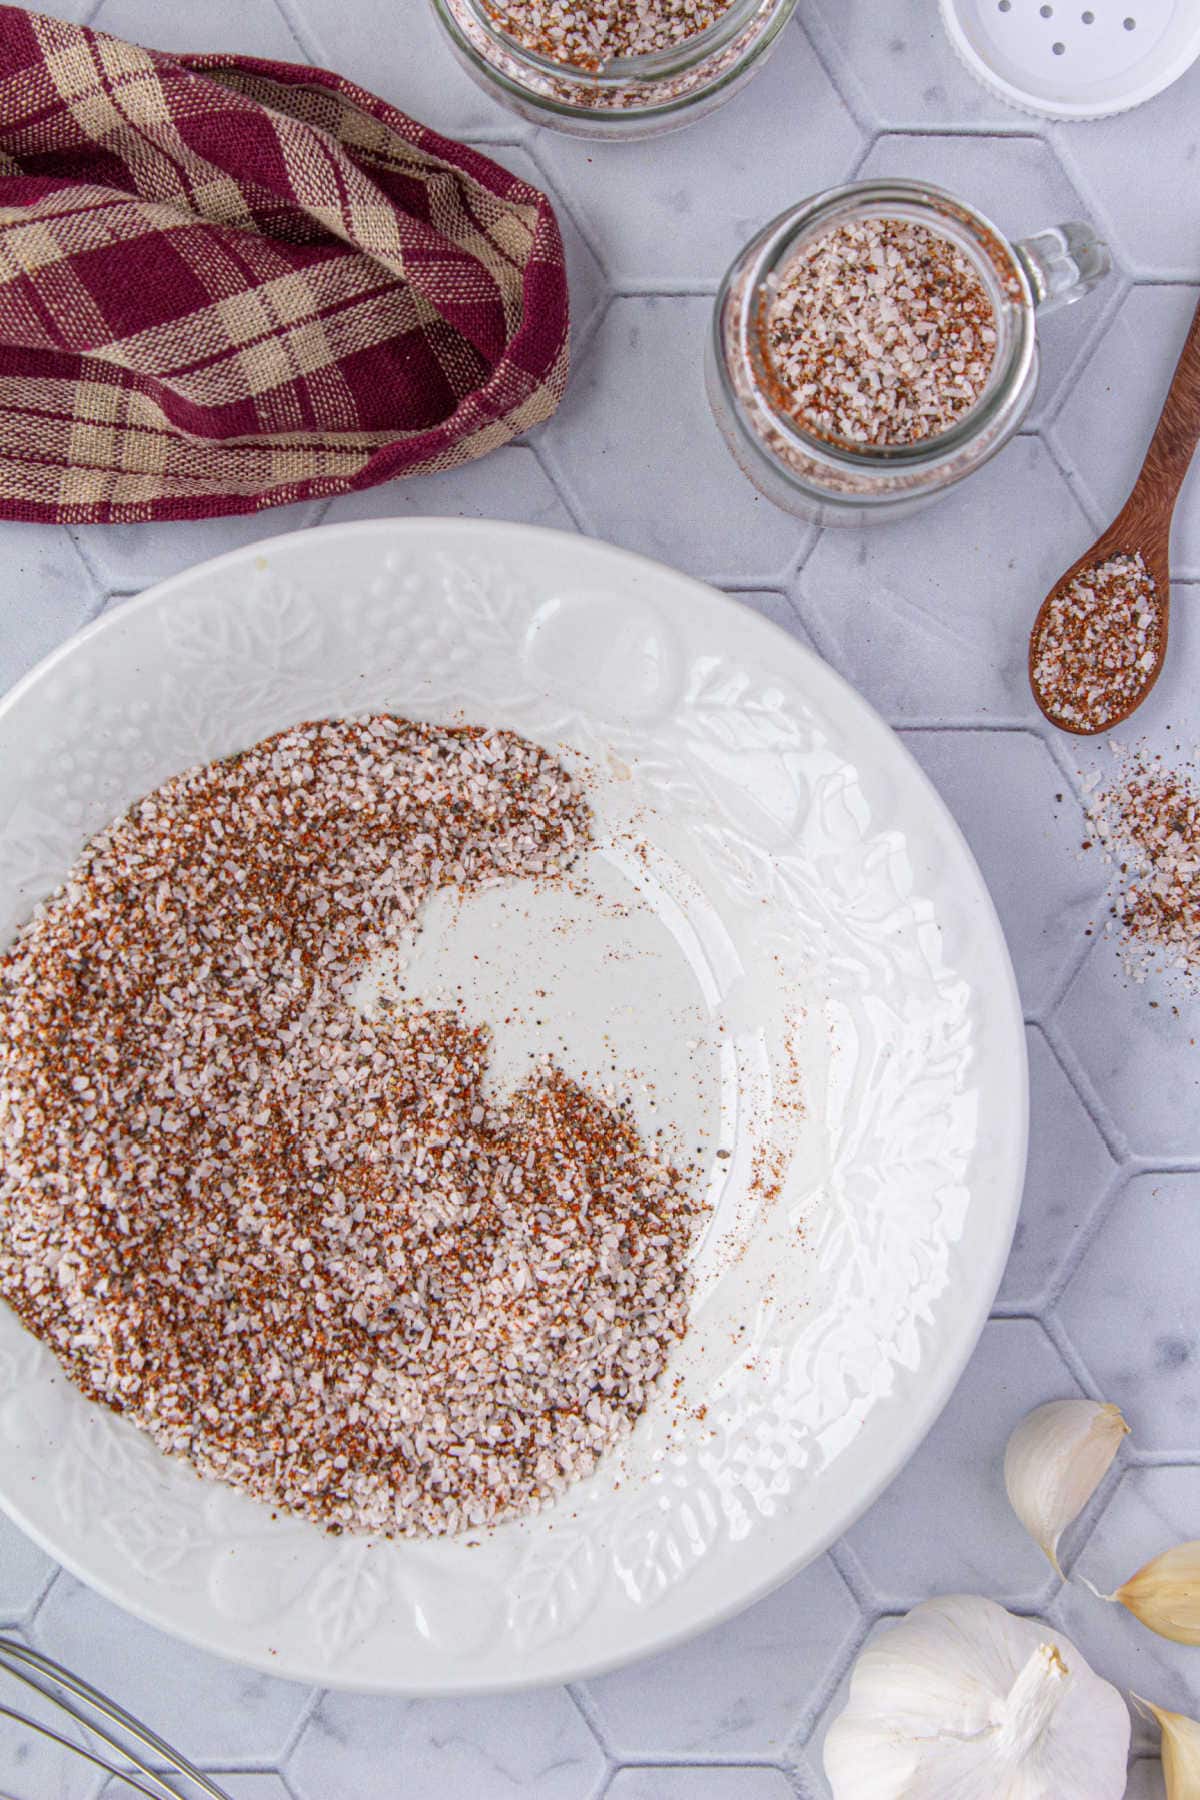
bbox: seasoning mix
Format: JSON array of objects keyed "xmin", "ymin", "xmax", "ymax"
[
  {"xmin": 1085, "ymin": 748, "xmax": 1200, "ymax": 989},
  {"xmin": 0, "ymin": 718, "xmax": 705, "ymax": 1537},
  {"xmin": 762, "ymin": 217, "xmax": 999, "ymax": 449},
  {"xmin": 434, "ymin": 0, "xmax": 791, "ymax": 130},
  {"xmin": 1032, "ymin": 553, "xmax": 1163, "ymax": 734},
  {"xmin": 484, "ymin": 0, "xmax": 734, "ymax": 68}
]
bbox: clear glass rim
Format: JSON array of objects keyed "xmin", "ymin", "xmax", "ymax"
[
  {"xmin": 432, "ymin": 0, "xmax": 793, "ymax": 111},
  {"xmin": 724, "ymin": 179, "xmax": 1038, "ymax": 476}
]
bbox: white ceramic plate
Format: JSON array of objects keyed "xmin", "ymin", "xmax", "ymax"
[{"xmin": 0, "ymin": 520, "xmax": 1026, "ymax": 1693}]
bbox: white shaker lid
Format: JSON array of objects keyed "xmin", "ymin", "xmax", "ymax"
[{"xmin": 939, "ymin": 0, "xmax": 1200, "ymax": 119}]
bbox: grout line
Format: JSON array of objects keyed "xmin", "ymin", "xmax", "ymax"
[
  {"xmin": 22, "ymin": 1565, "xmax": 61, "ymax": 1634},
  {"xmin": 888, "ymin": 715, "xmax": 1055, "ymax": 733},
  {"xmin": 1034, "ymin": 919, "xmax": 1104, "ymax": 1026},
  {"xmin": 518, "ymin": 139, "xmax": 613, "ymax": 280},
  {"xmin": 792, "ymin": 5, "xmax": 878, "ymax": 138},
  {"xmin": 1052, "ymin": 1461, "xmax": 1137, "ymax": 1574},
  {"xmin": 1045, "ymin": 129, "xmax": 1132, "ymax": 289},
  {"xmin": 1123, "ymin": 1447, "xmax": 1200, "ymax": 1468},
  {"xmin": 529, "ymin": 436, "xmax": 599, "ymax": 536},
  {"xmin": 1039, "ymin": 995, "xmax": 1130, "ymax": 1165},
  {"xmin": 526, "ymin": 438, "xmax": 588, "ymax": 532},
  {"xmin": 1035, "ymin": 1161, "xmax": 1128, "ymax": 1312},
  {"xmin": 1054, "ymin": 1457, "xmax": 1126, "ymax": 1583},
  {"xmin": 60, "ymin": 525, "xmax": 108, "ymax": 601},
  {"xmin": 598, "ymin": 1754, "xmax": 800, "ymax": 1768},
  {"xmin": 566, "ymin": 292, "xmax": 608, "ymax": 370},
  {"xmin": 610, "ymin": 278, "xmax": 719, "ymax": 297},
  {"xmin": 566, "ymin": 1680, "xmax": 616, "ymax": 1759},
  {"xmin": 712, "ymin": 576, "xmax": 796, "ymax": 596},
  {"xmin": 1040, "ymin": 1306, "xmax": 1105, "ymax": 1398},
  {"xmin": 275, "ymin": 1685, "xmax": 322, "ymax": 1766},
  {"xmin": 869, "ymin": 122, "xmax": 1044, "ymax": 140},
  {"xmin": 265, "ymin": 0, "xmax": 329, "ymax": 63},
  {"xmin": 1034, "ymin": 272, "xmax": 1132, "ymax": 435},
  {"xmin": 780, "ymin": 520, "xmax": 822, "ymax": 585}
]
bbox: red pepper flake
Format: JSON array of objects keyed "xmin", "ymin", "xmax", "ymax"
[{"xmin": 1082, "ymin": 746, "xmax": 1200, "ymax": 988}]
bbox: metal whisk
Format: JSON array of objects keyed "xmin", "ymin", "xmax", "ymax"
[{"xmin": 0, "ymin": 1635, "xmax": 233, "ymax": 1799}]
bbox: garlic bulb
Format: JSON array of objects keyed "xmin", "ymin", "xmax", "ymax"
[
  {"xmin": 1110, "ymin": 1542, "xmax": 1200, "ymax": 1644},
  {"xmin": 823, "ymin": 1594, "xmax": 1129, "ymax": 1800},
  {"xmin": 1004, "ymin": 1400, "xmax": 1129, "ymax": 1575},
  {"xmin": 1135, "ymin": 1697, "xmax": 1200, "ymax": 1799}
]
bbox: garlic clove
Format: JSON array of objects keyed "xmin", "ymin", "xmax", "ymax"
[
  {"xmin": 1115, "ymin": 1541, "xmax": 1200, "ymax": 1644},
  {"xmin": 1134, "ymin": 1698, "xmax": 1200, "ymax": 1800},
  {"xmin": 1003, "ymin": 1399, "xmax": 1129, "ymax": 1576}
]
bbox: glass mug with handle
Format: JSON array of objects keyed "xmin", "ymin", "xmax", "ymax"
[{"xmin": 707, "ymin": 179, "xmax": 1111, "ymax": 526}]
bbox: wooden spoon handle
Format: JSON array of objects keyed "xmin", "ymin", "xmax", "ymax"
[{"xmin": 1130, "ymin": 292, "xmax": 1200, "ymax": 512}]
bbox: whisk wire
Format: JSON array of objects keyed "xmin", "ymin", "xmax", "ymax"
[{"xmin": 0, "ymin": 1634, "xmax": 233, "ymax": 1800}]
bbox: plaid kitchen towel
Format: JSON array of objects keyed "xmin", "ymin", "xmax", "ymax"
[{"xmin": 0, "ymin": 6, "xmax": 570, "ymax": 523}]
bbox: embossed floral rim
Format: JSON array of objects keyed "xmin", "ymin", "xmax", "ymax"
[{"xmin": 0, "ymin": 521, "xmax": 1027, "ymax": 1691}]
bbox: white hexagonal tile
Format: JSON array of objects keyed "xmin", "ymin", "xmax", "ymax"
[
  {"xmin": 1054, "ymin": 936, "xmax": 1200, "ymax": 1159},
  {"xmin": 998, "ymin": 1026, "xmax": 1116, "ymax": 1311},
  {"xmin": 899, "ymin": 729, "xmax": 1104, "ymax": 1012},
  {"xmin": 0, "ymin": 527, "xmax": 98, "ymax": 695},
  {"xmin": 320, "ymin": 443, "xmax": 576, "ymax": 530},
  {"xmin": 70, "ymin": 502, "xmax": 324, "ymax": 598},
  {"xmin": 1050, "ymin": 72, "xmax": 1200, "ymax": 280},
  {"xmin": 1049, "ymin": 1466, "xmax": 1200, "ymax": 1754},
  {"xmin": 534, "ymin": 22, "xmax": 864, "ymax": 286},
  {"xmin": 799, "ymin": 0, "xmax": 1030, "ymax": 129},
  {"xmin": 608, "ymin": 1771, "xmax": 796, "ymax": 1800},
  {"xmin": 1058, "ymin": 1173, "xmax": 1200, "ymax": 1449},
  {"xmin": 541, "ymin": 296, "xmax": 802, "ymax": 580},
  {"xmin": 0, "ymin": 1512, "xmax": 55, "ymax": 1624},
  {"xmin": 289, "ymin": 1688, "xmax": 603, "ymax": 1800},
  {"xmin": 795, "ymin": 438, "xmax": 1092, "ymax": 722},
  {"xmin": 582, "ymin": 1554, "xmax": 860, "ymax": 1759},
  {"xmin": 23, "ymin": 0, "xmax": 94, "ymax": 17},
  {"xmin": 31, "ymin": 1578, "xmax": 310, "ymax": 1769},
  {"xmin": 1051, "ymin": 286, "xmax": 1200, "ymax": 579},
  {"xmin": 722, "ymin": 588, "xmax": 820, "ymax": 653},
  {"xmin": 842, "ymin": 1320, "xmax": 1081, "ymax": 1607},
  {"xmin": 0, "ymin": 1625, "xmax": 104, "ymax": 1800},
  {"xmin": 102, "ymin": 1778, "xmax": 294, "ymax": 1800},
  {"xmin": 290, "ymin": 0, "xmax": 524, "ymax": 139},
  {"xmin": 90, "ymin": 0, "xmax": 309, "ymax": 58},
  {"xmin": 856, "ymin": 134, "xmax": 1119, "ymax": 422}
]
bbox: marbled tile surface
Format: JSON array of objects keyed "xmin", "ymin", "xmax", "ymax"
[{"xmin": 1, "ymin": 0, "xmax": 1199, "ymax": 1793}]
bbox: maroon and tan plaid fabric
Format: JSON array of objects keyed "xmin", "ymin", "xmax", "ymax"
[{"xmin": 0, "ymin": 6, "xmax": 570, "ymax": 523}]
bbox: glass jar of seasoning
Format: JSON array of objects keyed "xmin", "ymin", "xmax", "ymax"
[
  {"xmin": 430, "ymin": 0, "xmax": 797, "ymax": 137},
  {"xmin": 707, "ymin": 179, "xmax": 1110, "ymax": 526}
]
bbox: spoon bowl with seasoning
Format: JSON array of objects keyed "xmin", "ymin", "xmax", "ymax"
[{"xmin": 1029, "ymin": 292, "xmax": 1200, "ymax": 735}]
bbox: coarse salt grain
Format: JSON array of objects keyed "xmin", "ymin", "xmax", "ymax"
[
  {"xmin": 483, "ymin": 0, "xmax": 734, "ymax": 69},
  {"xmin": 1033, "ymin": 552, "xmax": 1162, "ymax": 733},
  {"xmin": 761, "ymin": 217, "xmax": 999, "ymax": 449},
  {"xmin": 1084, "ymin": 746, "xmax": 1200, "ymax": 987},
  {"xmin": 0, "ymin": 717, "xmax": 704, "ymax": 1538}
]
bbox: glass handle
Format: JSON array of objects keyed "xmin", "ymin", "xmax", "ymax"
[{"xmin": 1014, "ymin": 222, "xmax": 1111, "ymax": 316}]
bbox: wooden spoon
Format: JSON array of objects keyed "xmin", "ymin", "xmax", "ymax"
[{"xmin": 1029, "ymin": 292, "xmax": 1200, "ymax": 736}]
